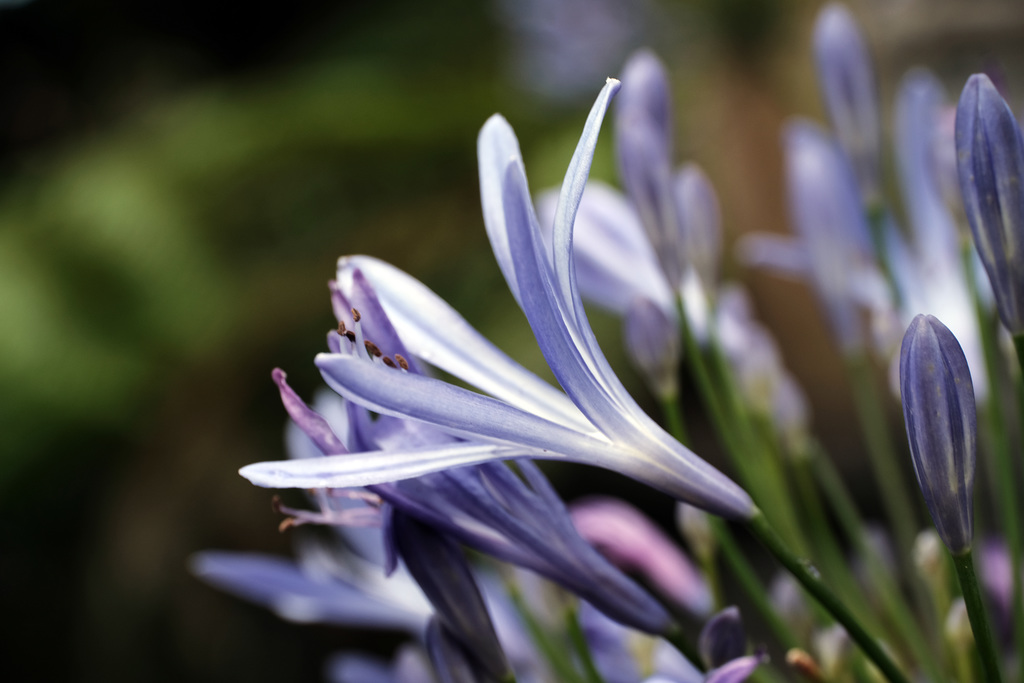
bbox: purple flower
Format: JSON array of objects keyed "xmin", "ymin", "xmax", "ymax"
[
  {"xmin": 812, "ymin": 3, "xmax": 881, "ymax": 202},
  {"xmin": 890, "ymin": 69, "xmax": 985, "ymax": 400},
  {"xmin": 955, "ymin": 73, "xmax": 1024, "ymax": 334},
  {"xmin": 241, "ymin": 79, "xmax": 753, "ymax": 520},
  {"xmin": 899, "ymin": 314, "xmax": 977, "ymax": 555},
  {"xmin": 247, "ymin": 269, "xmax": 677, "ymax": 634},
  {"xmin": 570, "ymin": 496, "xmax": 711, "ymax": 616},
  {"xmin": 739, "ymin": 121, "xmax": 888, "ymax": 355},
  {"xmin": 698, "ymin": 607, "xmax": 746, "ymax": 669}
]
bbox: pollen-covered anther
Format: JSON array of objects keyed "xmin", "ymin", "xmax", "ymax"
[
  {"xmin": 382, "ymin": 356, "xmax": 397, "ymax": 368},
  {"xmin": 271, "ymin": 494, "xmax": 283, "ymax": 514},
  {"xmin": 364, "ymin": 340, "xmax": 383, "ymax": 357},
  {"xmin": 351, "ymin": 307, "xmax": 361, "ymax": 323},
  {"xmin": 394, "ymin": 353, "xmax": 410, "ymax": 371},
  {"xmin": 278, "ymin": 517, "xmax": 297, "ymax": 533},
  {"xmin": 343, "ymin": 330, "xmax": 356, "ymax": 343},
  {"xmin": 337, "ymin": 320, "xmax": 347, "ymax": 335},
  {"xmin": 786, "ymin": 648, "xmax": 823, "ymax": 682}
]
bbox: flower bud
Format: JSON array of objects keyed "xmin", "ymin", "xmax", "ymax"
[
  {"xmin": 624, "ymin": 296, "xmax": 681, "ymax": 399},
  {"xmin": 955, "ymin": 73, "xmax": 1024, "ymax": 333},
  {"xmin": 812, "ymin": 3, "xmax": 881, "ymax": 202},
  {"xmin": 899, "ymin": 314, "xmax": 977, "ymax": 555},
  {"xmin": 699, "ymin": 606, "xmax": 746, "ymax": 669},
  {"xmin": 944, "ymin": 598, "xmax": 972, "ymax": 651}
]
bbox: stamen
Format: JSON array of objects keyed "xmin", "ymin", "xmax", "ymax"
[
  {"xmin": 785, "ymin": 649, "xmax": 823, "ymax": 682},
  {"xmin": 344, "ymin": 330, "xmax": 356, "ymax": 343},
  {"xmin": 364, "ymin": 340, "xmax": 383, "ymax": 357},
  {"xmin": 394, "ymin": 353, "xmax": 410, "ymax": 371},
  {"xmin": 278, "ymin": 517, "xmax": 297, "ymax": 533},
  {"xmin": 351, "ymin": 308, "xmax": 361, "ymax": 323},
  {"xmin": 337, "ymin": 320, "xmax": 347, "ymax": 335},
  {"xmin": 382, "ymin": 356, "xmax": 397, "ymax": 368}
]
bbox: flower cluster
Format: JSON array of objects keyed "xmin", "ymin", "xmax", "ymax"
[{"xmin": 194, "ymin": 3, "xmax": 1024, "ymax": 682}]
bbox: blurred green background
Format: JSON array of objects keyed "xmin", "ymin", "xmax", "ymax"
[{"xmin": 2, "ymin": 0, "xmax": 1021, "ymax": 680}]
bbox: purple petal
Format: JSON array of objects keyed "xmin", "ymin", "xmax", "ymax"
[
  {"xmin": 338, "ymin": 255, "xmax": 588, "ymax": 431},
  {"xmin": 190, "ymin": 551, "xmax": 426, "ymax": 631},
  {"xmin": 571, "ymin": 496, "xmax": 711, "ymax": 616},
  {"xmin": 704, "ymin": 654, "xmax": 767, "ymax": 683}
]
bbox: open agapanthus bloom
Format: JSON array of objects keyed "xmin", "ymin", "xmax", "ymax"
[{"xmin": 241, "ymin": 79, "xmax": 753, "ymax": 520}]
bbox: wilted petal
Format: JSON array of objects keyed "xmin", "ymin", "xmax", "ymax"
[{"xmin": 900, "ymin": 314, "xmax": 977, "ymax": 554}]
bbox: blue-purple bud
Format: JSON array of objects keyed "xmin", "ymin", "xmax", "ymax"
[
  {"xmin": 392, "ymin": 512, "xmax": 510, "ymax": 680},
  {"xmin": 955, "ymin": 73, "xmax": 1024, "ymax": 334},
  {"xmin": 674, "ymin": 163, "xmax": 722, "ymax": 289},
  {"xmin": 784, "ymin": 120, "xmax": 874, "ymax": 353},
  {"xmin": 812, "ymin": 3, "xmax": 881, "ymax": 202},
  {"xmin": 699, "ymin": 606, "xmax": 747, "ymax": 669},
  {"xmin": 623, "ymin": 297, "xmax": 681, "ymax": 400},
  {"xmin": 899, "ymin": 314, "xmax": 977, "ymax": 555},
  {"xmin": 616, "ymin": 50, "xmax": 684, "ymax": 289}
]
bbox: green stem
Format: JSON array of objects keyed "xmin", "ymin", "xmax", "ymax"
[
  {"xmin": 844, "ymin": 353, "xmax": 918, "ymax": 556},
  {"xmin": 660, "ymin": 393, "xmax": 689, "ymax": 446},
  {"xmin": 844, "ymin": 352, "xmax": 934, "ymax": 641},
  {"xmin": 506, "ymin": 582, "xmax": 584, "ymax": 683},
  {"xmin": 710, "ymin": 517, "xmax": 800, "ymax": 651},
  {"xmin": 746, "ymin": 509, "xmax": 911, "ymax": 683},
  {"xmin": 951, "ymin": 550, "xmax": 1003, "ymax": 683},
  {"xmin": 566, "ymin": 606, "xmax": 605, "ymax": 683},
  {"xmin": 809, "ymin": 442, "xmax": 943, "ymax": 678},
  {"xmin": 1008, "ymin": 334, "xmax": 1024, "ymax": 661}
]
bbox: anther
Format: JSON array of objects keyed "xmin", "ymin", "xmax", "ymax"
[
  {"xmin": 337, "ymin": 320, "xmax": 347, "ymax": 335},
  {"xmin": 344, "ymin": 330, "xmax": 356, "ymax": 342},
  {"xmin": 785, "ymin": 649, "xmax": 823, "ymax": 682},
  {"xmin": 278, "ymin": 517, "xmax": 297, "ymax": 533},
  {"xmin": 351, "ymin": 308, "xmax": 361, "ymax": 323},
  {"xmin": 382, "ymin": 356, "xmax": 397, "ymax": 368},
  {"xmin": 394, "ymin": 353, "xmax": 410, "ymax": 370},
  {"xmin": 271, "ymin": 495, "xmax": 283, "ymax": 513},
  {"xmin": 364, "ymin": 340, "xmax": 383, "ymax": 357}
]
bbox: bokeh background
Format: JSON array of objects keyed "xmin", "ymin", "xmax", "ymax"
[{"xmin": 3, "ymin": 0, "xmax": 1023, "ymax": 680}]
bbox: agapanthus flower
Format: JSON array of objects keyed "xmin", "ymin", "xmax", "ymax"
[
  {"xmin": 261, "ymin": 275, "xmax": 674, "ymax": 634},
  {"xmin": 241, "ymin": 78, "xmax": 753, "ymax": 520},
  {"xmin": 569, "ymin": 496, "xmax": 711, "ymax": 616},
  {"xmin": 738, "ymin": 120, "xmax": 889, "ymax": 355},
  {"xmin": 888, "ymin": 68, "xmax": 986, "ymax": 399}
]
